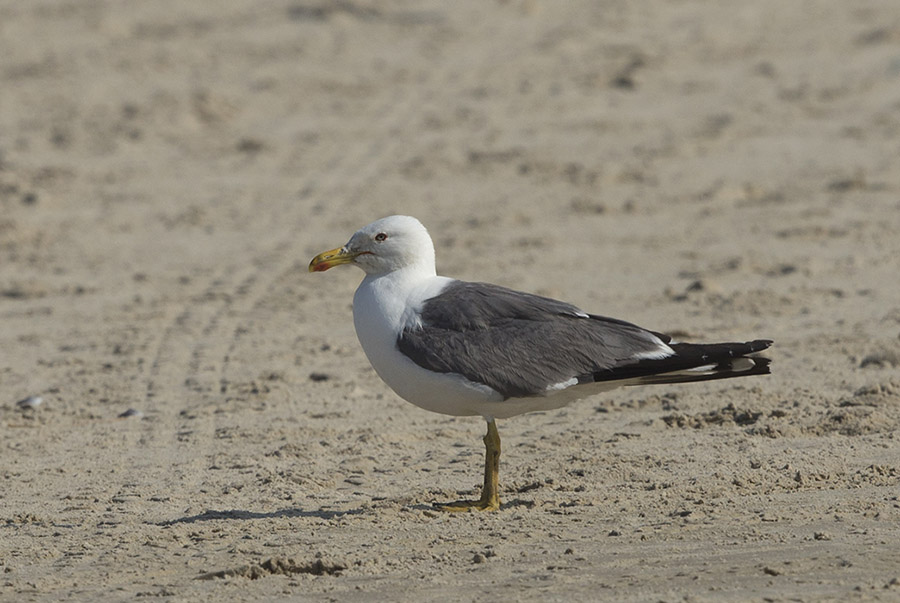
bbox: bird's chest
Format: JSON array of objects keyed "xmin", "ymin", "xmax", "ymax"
[
  {"xmin": 350, "ymin": 275, "xmax": 495, "ymax": 416},
  {"xmin": 352, "ymin": 273, "xmax": 448, "ymax": 354},
  {"xmin": 353, "ymin": 281, "xmax": 404, "ymax": 353}
]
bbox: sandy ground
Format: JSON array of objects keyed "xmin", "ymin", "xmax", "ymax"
[{"xmin": 2, "ymin": 1, "xmax": 900, "ymax": 601}]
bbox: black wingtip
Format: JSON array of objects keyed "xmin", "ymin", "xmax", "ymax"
[
  {"xmin": 593, "ymin": 337, "xmax": 773, "ymax": 387},
  {"xmin": 748, "ymin": 339, "xmax": 774, "ymax": 353},
  {"xmin": 629, "ymin": 354, "xmax": 772, "ymax": 386},
  {"xmin": 752, "ymin": 356, "xmax": 772, "ymax": 375}
]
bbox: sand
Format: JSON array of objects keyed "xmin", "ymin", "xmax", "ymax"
[{"xmin": 2, "ymin": 1, "xmax": 899, "ymax": 600}]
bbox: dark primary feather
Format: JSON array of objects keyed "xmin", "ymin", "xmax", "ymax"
[
  {"xmin": 397, "ymin": 281, "xmax": 772, "ymax": 400},
  {"xmin": 593, "ymin": 339, "xmax": 772, "ymax": 386}
]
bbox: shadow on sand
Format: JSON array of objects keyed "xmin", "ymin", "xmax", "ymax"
[{"xmin": 154, "ymin": 507, "xmax": 365, "ymax": 526}]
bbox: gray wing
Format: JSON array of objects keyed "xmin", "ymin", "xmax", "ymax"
[{"xmin": 396, "ymin": 281, "xmax": 675, "ymax": 399}]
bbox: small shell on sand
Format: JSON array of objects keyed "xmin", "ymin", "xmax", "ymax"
[{"xmin": 16, "ymin": 396, "xmax": 43, "ymax": 409}]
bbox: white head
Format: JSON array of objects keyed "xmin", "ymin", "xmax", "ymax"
[{"xmin": 309, "ymin": 215, "xmax": 436, "ymax": 277}]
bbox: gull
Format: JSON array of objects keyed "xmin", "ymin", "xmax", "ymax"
[{"xmin": 309, "ymin": 215, "xmax": 772, "ymax": 511}]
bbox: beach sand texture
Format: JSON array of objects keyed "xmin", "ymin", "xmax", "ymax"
[{"xmin": 2, "ymin": 1, "xmax": 899, "ymax": 600}]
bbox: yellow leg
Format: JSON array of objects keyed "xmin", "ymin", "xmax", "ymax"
[{"xmin": 436, "ymin": 419, "xmax": 501, "ymax": 512}]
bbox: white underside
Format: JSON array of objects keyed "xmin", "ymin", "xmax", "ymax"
[{"xmin": 352, "ymin": 267, "xmax": 629, "ymax": 420}]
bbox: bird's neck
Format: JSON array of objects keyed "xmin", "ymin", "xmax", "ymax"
[
  {"xmin": 354, "ymin": 265, "xmax": 448, "ymax": 334},
  {"xmin": 365, "ymin": 261, "xmax": 435, "ymax": 288}
]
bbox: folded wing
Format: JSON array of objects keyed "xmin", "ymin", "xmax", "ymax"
[{"xmin": 397, "ymin": 281, "xmax": 771, "ymax": 400}]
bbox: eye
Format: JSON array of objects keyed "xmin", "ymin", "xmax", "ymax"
[{"xmin": 374, "ymin": 232, "xmax": 388, "ymax": 242}]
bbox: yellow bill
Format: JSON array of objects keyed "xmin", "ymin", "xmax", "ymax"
[{"xmin": 308, "ymin": 246, "xmax": 360, "ymax": 272}]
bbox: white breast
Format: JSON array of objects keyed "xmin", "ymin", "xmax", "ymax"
[{"xmin": 352, "ymin": 270, "xmax": 504, "ymax": 417}]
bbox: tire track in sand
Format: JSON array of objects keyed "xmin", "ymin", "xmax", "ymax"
[{"xmin": 136, "ymin": 11, "xmax": 465, "ymax": 501}]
